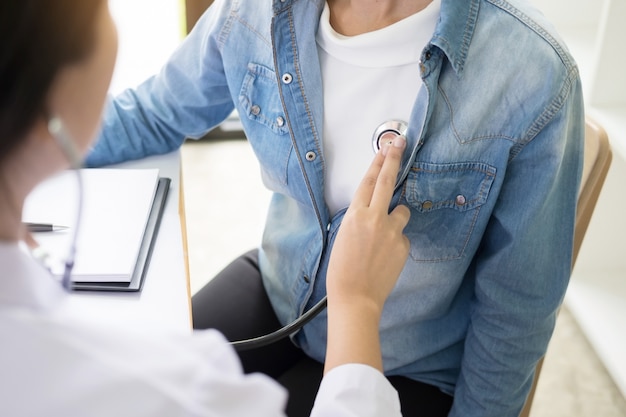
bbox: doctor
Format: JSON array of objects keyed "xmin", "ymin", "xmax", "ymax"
[{"xmin": 0, "ymin": 0, "xmax": 411, "ymax": 415}]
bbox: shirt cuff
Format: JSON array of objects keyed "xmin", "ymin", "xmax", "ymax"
[{"xmin": 311, "ymin": 363, "xmax": 401, "ymax": 417}]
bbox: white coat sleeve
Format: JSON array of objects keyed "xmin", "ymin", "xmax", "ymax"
[{"xmin": 310, "ymin": 364, "xmax": 402, "ymax": 417}]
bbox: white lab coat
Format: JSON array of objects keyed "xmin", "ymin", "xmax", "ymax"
[{"xmin": 0, "ymin": 242, "xmax": 401, "ymax": 416}]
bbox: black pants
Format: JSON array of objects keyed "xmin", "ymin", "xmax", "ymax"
[{"xmin": 192, "ymin": 250, "xmax": 453, "ymax": 417}]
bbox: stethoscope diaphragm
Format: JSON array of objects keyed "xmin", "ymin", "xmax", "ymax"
[{"xmin": 372, "ymin": 120, "xmax": 408, "ymax": 153}]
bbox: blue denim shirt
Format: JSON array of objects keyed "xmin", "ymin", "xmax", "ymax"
[{"xmin": 87, "ymin": 0, "xmax": 584, "ymax": 415}]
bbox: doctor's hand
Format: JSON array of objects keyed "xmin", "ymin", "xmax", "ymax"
[
  {"xmin": 327, "ymin": 135, "xmax": 410, "ymax": 313},
  {"xmin": 324, "ymin": 136, "xmax": 410, "ymax": 374}
]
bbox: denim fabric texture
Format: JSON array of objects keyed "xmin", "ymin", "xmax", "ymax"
[{"xmin": 86, "ymin": 0, "xmax": 585, "ymax": 415}]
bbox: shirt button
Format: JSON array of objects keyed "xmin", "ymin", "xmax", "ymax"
[
  {"xmin": 305, "ymin": 151, "xmax": 317, "ymax": 161},
  {"xmin": 422, "ymin": 200, "xmax": 433, "ymax": 210},
  {"xmin": 455, "ymin": 194, "xmax": 466, "ymax": 206},
  {"xmin": 276, "ymin": 116, "xmax": 285, "ymax": 127},
  {"xmin": 282, "ymin": 73, "xmax": 293, "ymax": 84},
  {"xmin": 303, "ymin": 275, "xmax": 310, "ymax": 283},
  {"xmin": 251, "ymin": 104, "xmax": 261, "ymax": 116},
  {"xmin": 424, "ymin": 51, "xmax": 432, "ymax": 61}
]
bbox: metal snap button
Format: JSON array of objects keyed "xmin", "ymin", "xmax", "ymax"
[
  {"xmin": 422, "ymin": 200, "xmax": 433, "ymax": 210},
  {"xmin": 251, "ymin": 104, "xmax": 261, "ymax": 116},
  {"xmin": 282, "ymin": 73, "xmax": 293, "ymax": 84},
  {"xmin": 305, "ymin": 151, "xmax": 317, "ymax": 161},
  {"xmin": 455, "ymin": 194, "xmax": 466, "ymax": 206},
  {"xmin": 276, "ymin": 116, "xmax": 285, "ymax": 127}
]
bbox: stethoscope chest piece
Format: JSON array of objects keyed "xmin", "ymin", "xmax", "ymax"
[{"xmin": 372, "ymin": 120, "xmax": 408, "ymax": 153}]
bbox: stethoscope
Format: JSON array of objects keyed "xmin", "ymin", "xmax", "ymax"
[
  {"xmin": 44, "ymin": 116, "xmax": 84, "ymax": 292},
  {"xmin": 231, "ymin": 120, "xmax": 409, "ymax": 351}
]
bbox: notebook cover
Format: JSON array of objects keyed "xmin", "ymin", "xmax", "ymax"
[{"xmin": 72, "ymin": 177, "xmax": 171, "ymax": 292}]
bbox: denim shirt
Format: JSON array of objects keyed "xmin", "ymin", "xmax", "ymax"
[{"xmin": 87, "ymin": 0, "xmax": 584, "ymax": 415}]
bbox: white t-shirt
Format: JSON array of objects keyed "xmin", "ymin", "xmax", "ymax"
[
  {"xmin": 317, "ymin": 0, "xmax": 441, "ymax": 215},
  {"xmin": 0, "ymin": 242, "xmax": 400, "ymax": 416}
]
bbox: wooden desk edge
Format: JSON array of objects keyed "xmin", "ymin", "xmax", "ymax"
[{"xmin": 178, "ymin": 158, "xmax": 193, "ymax": 328}]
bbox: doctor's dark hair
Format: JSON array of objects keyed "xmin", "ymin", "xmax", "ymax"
[{"xmin": 0, "ymin": 0, "xmax": 104, "ymax": 161}]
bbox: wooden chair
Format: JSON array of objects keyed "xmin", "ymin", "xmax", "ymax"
[{"xmin": 519, "ymin": 117, "xmax": 613, "ymax": 417}]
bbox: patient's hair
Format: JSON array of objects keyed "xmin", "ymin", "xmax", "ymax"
[{"xmin": 0, "ymin": 0, "xmax": 104, "ymax": 161}]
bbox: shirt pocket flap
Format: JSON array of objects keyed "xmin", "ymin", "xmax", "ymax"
[
  {"xmin": 405, "ymin": 162, "xmax": 496, "ymax": 213},
  {"xmin": 238, "ymin": 63, "xmax": 289, "ymax": 135}
]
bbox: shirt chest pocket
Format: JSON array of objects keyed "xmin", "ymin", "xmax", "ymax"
[
  {"xmin": 402, "ymin": 161, "xmax": 496, "ymax": 262},
  {"xmin": 238, "ymin": 63, "xmax": 291, "ymax": 188}
]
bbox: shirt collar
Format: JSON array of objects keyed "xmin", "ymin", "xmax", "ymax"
[
  {"xmin": 430, "ymin": 0, "xmax": 480, "ymax": 75},
  {"xmin": 278, "ymin": 0, "xmax": 480, "ymax": 75}
]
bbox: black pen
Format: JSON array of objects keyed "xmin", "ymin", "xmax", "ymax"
[{"xmin": 24, "ymin": 222, "xmax": 69, "ymax": 233}]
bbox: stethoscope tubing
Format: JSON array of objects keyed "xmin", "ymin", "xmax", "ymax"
[{"xmin": 230, "ymin": 296, "xmax": 328, "ymax": 351}]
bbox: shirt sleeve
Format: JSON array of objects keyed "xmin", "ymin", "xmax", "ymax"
[
  {"xmin": 311, "ymin": 364, "xmax": 402, "ymax": 417},
  {"xmin": 448, "ymin": 71, "xmax": 585, "ymax": 416}
]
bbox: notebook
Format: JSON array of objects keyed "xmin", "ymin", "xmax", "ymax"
[{"xmin": 22, "ymin": 169, "xmax": 170, "ymax": 292}]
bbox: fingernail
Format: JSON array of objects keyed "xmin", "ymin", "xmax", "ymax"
[{"xmin": 393, "ymin": 135, "xmax": 406, "ymax": 149}]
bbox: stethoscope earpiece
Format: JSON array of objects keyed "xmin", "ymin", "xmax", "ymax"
[{"xmin": 372, "ymin": 120, "xmax": 408, "ymax": 153}]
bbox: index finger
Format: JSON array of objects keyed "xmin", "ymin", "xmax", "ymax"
[
  {"xmin": 350, "ymin": 148, "xmax": 386, "ymax": 208},
  {"xmin": 369, "ymin": 135, "xmax": 406, "ymax": 211}
]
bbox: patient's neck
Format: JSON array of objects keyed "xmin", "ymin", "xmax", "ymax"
[{"xmin": 328, "ymin": 0, "xmax": 434, "ymax": 36}]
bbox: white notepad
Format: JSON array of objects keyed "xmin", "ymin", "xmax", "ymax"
[{"xmin": 23, "ymin": 169, "xmax": 160, "ymax": 283}]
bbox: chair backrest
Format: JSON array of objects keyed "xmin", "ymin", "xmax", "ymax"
[
  {"xmin": 572, "ymin": 118, "xmax": 613, "ymax": 262},
  {"xmin": 185, "ymin": 0, "xmax": 215, "ymax": 33},
  {"xmin": 518, "ymin": 117, "xmax": 613, "ymax": 417}
]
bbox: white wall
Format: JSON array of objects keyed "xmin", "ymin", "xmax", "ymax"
[
  {"xmin": 529, "ymin": 0, "xmax": 601, "ymax": 28},
  {"xmin": 108, "ymin": 0, "xmax": 182, "ymax": 94}
]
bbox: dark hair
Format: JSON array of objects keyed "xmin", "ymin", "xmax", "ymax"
[{"xmin": 0, "ymin": 0, "xmax": 104, "ymax": 161}]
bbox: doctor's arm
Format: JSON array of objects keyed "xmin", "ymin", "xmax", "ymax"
[{"xmin": 310, "ymin": 136, "xmax": 409, "ymax": 417}]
